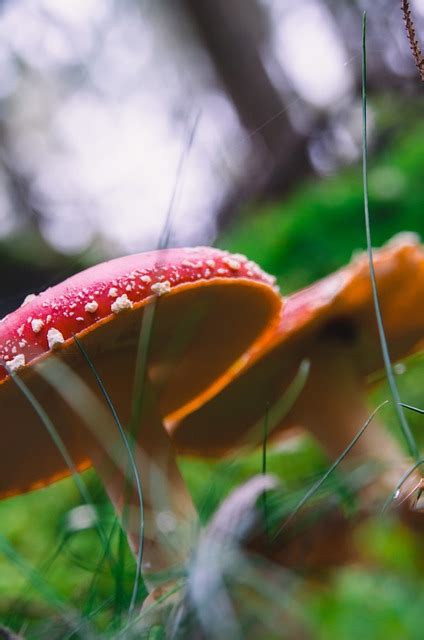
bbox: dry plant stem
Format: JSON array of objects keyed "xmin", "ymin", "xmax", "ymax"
[
  {"xmin": 289, "ymin": 344, "xmax": 416, "ymax": 500},
  {"xmin": 401, "ymin": 0, "xmax": 424, "ymax": 81},
  {"xmin": 91, "ymin": 404, "xmax": 196, "ymax": 581}
]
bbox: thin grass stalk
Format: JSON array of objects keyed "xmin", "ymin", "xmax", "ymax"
[
  {"xmin": 275, "ymin": 401, "xmax": 388, "ymax": 537},
  {"xmin": 5, "ymin": 536, "xmax": 68, "ymax": 629},
  {"xmin": 115, "ymin": 302, "xmax": 157, "ymax": 623},
  {"xmin": 73, "ymin": 335, "xmax": 144, "ymax": 618},
  {"xmin": 361, "ymin": 11, "xmax": 420, "ymax": 462},
  {"xmin": 0, "ymin": 534, "xmax": 68, "ymax": 616},
  {"xmin": 82, "ymin": 518, "xmax": 119, "ymax": 618},
  {"xmin": 261, "ymin": 406, "xmax": 270, "ymax": 540},
  {"xmin": 62, "ymin": 596, "xmax": 115, "ymax": 640},
  {"xmin": 381, "ymin": 402, "xmax": 424, "ymax": 510},
  {"xmin": 6, "ymin": 369, "xmax": 117, "ymax": 580},
  {"xmin": 158, "ymin": 110, "xmax": 200, "ymax": 250},
  {"xmin": 9, "ymin": 372, "xmax": 93, "ymax": 508},
  {"xmin": 197, "ymin": 360, "xmax": 310, "ymax": 525},
  {"xmin": 382, "ymin": 457, "xmax": 424, "ymax": 513},
  {"xmin": 120, "ymin": 115, "xmax": 202, "ymax": 607}
]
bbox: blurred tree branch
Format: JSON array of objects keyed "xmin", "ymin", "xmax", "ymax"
[
  {"xmin": 179, "ymin": 0, "xmax": 420, "ymax": 232},
  {"xmin": 181, "ymin": 0, "xmax": 317, "ymax": 229}
]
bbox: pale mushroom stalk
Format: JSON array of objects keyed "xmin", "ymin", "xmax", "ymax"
[
  {"xmin": 100, "ymin": 389, "xmax": 198, "ymax": 578},
  {"xmin": 72, "ymin": 337, "xmax": 197, "ymax": 576},
  {"xmin": 288, "ymin": 343, "xmax": 412, "ymax": 496},
  {"xmin": 91, "ymin": 413, "xmax": 195, "ymax": 576}
]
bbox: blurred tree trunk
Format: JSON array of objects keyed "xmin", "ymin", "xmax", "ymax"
[{"xmin": 181, "ymin": 0, "xmax": 315, "ymax": 229}]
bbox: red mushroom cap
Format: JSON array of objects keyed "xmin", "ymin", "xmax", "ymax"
[{"xmin": 0, "ymin": 247, "xmax": 281, "ymax": 497}]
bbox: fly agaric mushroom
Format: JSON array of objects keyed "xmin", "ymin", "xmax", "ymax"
[
  {"xmin": 170, "ymin": 236, "xmax": 424, "ymax": 500},
  {"xmin": 0, "ymin": 247, "xmax": 281, "ymax": 578}
]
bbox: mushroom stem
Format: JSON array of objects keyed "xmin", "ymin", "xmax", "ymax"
[
  {"xmin": 288, "ymin": 344, "xmax": 416, "ymax": 500},
  {"xmin": 33, "ymin": 355, "xmax": 197, "ymax": 585},
  {"xmin": 92, "ymin": 430, "xmax": 197, "ymax": 574},
  {"xmin": 91, "ymin": 407, "xmax": 197, "ymax": 581}
]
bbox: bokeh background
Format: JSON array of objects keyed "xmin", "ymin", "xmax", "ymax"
[
  {"xmin": 1, "ymin": 1, "xmax": 424, "ymax": 638},
  {"xmin": 1, "ymin": 0, "xmax": 424, "ymax": 315}
]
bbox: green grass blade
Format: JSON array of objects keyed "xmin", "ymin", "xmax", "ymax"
[
  {"xmin": 382, "ymin": 457, "xmax": 424, "ymax": 512},
  {"xmin": 83, "ymin": 518, "xmax": 119, "ymax": 618},
  {"xmin": 261, "ymin": 407, "xmax": 269, "ymax": 540},
  {"xmin": 62, "ymin": 595, "xmax": 114, "ymax": 640},
  {"xmin": 122, "ymin": 114, "xmax": 202, "ymax": 615},
  {"xmin": 361, "ymin": 11, "xmax": 419, "ymax": 462},
  {"xmin": 130, "ymin": 109, "xmax": 200, "ymax": 430},
  {"xmin": 196, "ymin": 360, "xmax": 310, "ymax": 525},
  {"xmin": 129, "ymin": 300, "xmax": 156, "ymax": 437},
  {"xmin": 400, "ymin": 402, "xmax": 424, "ymax": 415},
  {"xmin": 261, "ymin": 407, "xmax": 269, "ymax": 478},
  {"xmin": 381, "ymin": 401, "xmax": 424, "ymax": 509},
  {"xmin": 274, "ymin": 401, "xmax": 388, "ymax": 537},
  {"xmin": 243, "ymin": 359, "xmax": 311, "ymax": 450},
  {"xmin": 73, "ymin": 334, "xmax": 144, "ymax": 617},
  {"xmin": 5, "ymin": 536, "xmax": 68, "ymax": 629},
  {"xmin": 0, "ymin": 534, "xmax": 67, "ymax": 614},
  {"xmin": 158, "ymin": 110, "xmax": 200, "ymax": 250},
  {"xmin": 7, "ymin": 369, "xmax": 117, "ymax": 581},
  {"xmin": 9, "ymin": 372, "xmax": 93, "ymax": 506}
]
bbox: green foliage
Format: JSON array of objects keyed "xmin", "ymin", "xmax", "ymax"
[
  {"xmin": 220, "ymin": 121, "xmax": 424, "ymax": 293},
  {"xmin": 0, "ymin": 474, "xmax": 141, "ymax": 633},
  {"xmin": 180, "ymin": 434, "xmax": 327, "ymax": 523},
  {"xmin": 309, "ymin": 568, "xmax": 424, "ymax": 640}
]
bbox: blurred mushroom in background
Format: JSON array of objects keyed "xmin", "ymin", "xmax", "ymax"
[{"xmin": 170, "ymin": 235, "xmax": 424, "ymax": 504}]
